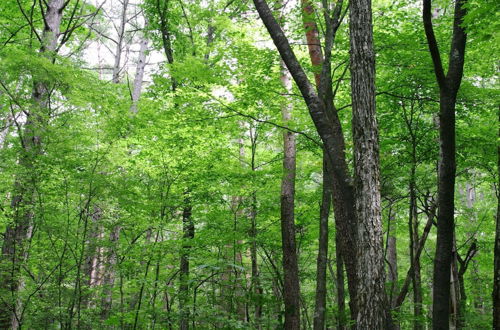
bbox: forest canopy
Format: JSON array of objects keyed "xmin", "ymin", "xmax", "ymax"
[{"xmin": 0, "ymin": 0, "xmax": 498, "ymax": 329}]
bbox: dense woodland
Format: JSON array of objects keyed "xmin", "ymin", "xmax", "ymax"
[{"xmin": 0, "ymin": 0, "xmax": 498, "ymax": 329}]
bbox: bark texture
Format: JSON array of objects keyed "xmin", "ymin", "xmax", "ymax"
[
  {"xmin": 422, "ymin": 0, "xmax": 468, "ymax": 328},
  {"xmin": 279, "ymin": 60, "xmax": 301, "ymax": 329},
  {"xmin": 349, "ymin": 0, "xmax": 388, "ymax": 327},
  {"xmin": 300, "ymin": 0, "xmax": 359, "ymax": 318}
]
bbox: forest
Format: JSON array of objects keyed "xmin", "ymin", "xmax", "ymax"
[{"xmin": 0, "ymin": 0, "xmax": 498, "ymax": 329}]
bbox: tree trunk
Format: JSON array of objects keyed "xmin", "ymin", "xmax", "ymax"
[
  {"xmin": 493, "ymin": 106, "xmax": 500, "ymax": 330},
  {"xmin": 112, "ymin": 0, "xmax": 129, "ymax": 83},
  {"xmin": 409, "ymin": 165, "xmax": 423, "ymax": 330},
  {"xmin": 100, "ymin": 226, "xmax": 120, "ymax": 320},
  {"xmin": 179, "ymin": 195, "xmax": 194, "ymax": 330},
  {"xmin": 250, "ymin": 152, "xmax": 263, "ymax": 327},
  {"xmin": 422, "ymin": 0, "xmax": 468, "ymax": 328},
  {"xmin": 335, "ymin": 244, "xmax": 347, "ymax": 330},
  {"xmin": 349, "ymin": 0, "xmax": 389, "ymax": 327},
  {"xmin": 386, "ymin": 206, "xmax": 399, "ymax": 308},
  {"xmin": 314, "ymin": 154, "xmax": 332, "ymax": 330},
  {"xmin": 299, "ymin": 0, "xmax": 359, "ymax": 319},
  {"xmin": 0, "ymin": 1, "xmax": 64, "ymax": 327},
  {"xmin": 130, "ymin": 18, "xmax": 149, "ymax": 114},
  {"xmin": 279, "ymin": 59, "xmax": 300, "ymax": 329}
]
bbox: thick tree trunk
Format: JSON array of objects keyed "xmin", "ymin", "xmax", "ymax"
[
  {"xmin": 423, "ymin": 0, "xmax": 468, "ymax": 328},
  {"xmin": 349, "ymin": 0, "xmax": 390, "ymax": 327},
  {"xmin": 279, "ymin": 59, "xmax": 300, "ymax": 329},
  {"xmin": 313, "ymin": 154, "xmax": 332, "ymax": 330},
  {"xmin": 300, "ymin": 0, "xmax": 358, "ymax": 319},
  {"xmin": 0, "ymin": 1, "xmax": 64, "ymax": 327}
]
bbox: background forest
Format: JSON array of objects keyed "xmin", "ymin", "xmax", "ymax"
[{"xmin": 0, "ymin": 0, "xmax": 498, "ymax": 329}]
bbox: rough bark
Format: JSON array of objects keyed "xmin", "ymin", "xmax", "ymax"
[
  {"xmin": 349, "ymin": 0, "xmax": 389, "ymax": 327},
  {"xmin": 0, "ymin": 1, "xmax": 64, "ymax": 327},
  {"xmin": 299, "ymin": 0, "xmax": 359, "ymax": 319},
  {"xmin": 422, "ymin": 0, "xmax": 468, "ymax": 328},
  {"xmin": 279, "ymin": 59, "xmax": 300, "ymax": 329},
  {"xmin": 313, "ymin": 154, "xmax": 332, "ymax": 330}
]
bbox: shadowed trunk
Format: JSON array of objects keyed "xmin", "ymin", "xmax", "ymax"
[
  {"xmin": 313, "ymin": 154, "xmax": 332, "ymax": 329},
  {"xmin": 299, "ymin": 0, "xmax": 358, "ymax": 319},
  {"xmin": 422, "ymin": 0, "xmax": 468, "ymax": 328}
]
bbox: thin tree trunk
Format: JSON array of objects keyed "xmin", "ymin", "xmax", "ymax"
[
  {"xmin": 335, "ymin": 246, "xmax": 347, "ymax": 330},
  {"xmin": 130, "ymin": 18, "xmax": 149, "ymax": 114},
  {"xmin": 493, "ymin": 106, "xmax": 500, "ymax": 330},
  {"xmin": 112, "ymin": 0, "xmax": 129, "ymax": 83},
  {"xmin": 179, "ymin": 194, "xmax": 194, "ymax": 330},
  {"xmin": 386, "ymin": 205, "xmax": 399, "ymax": 307},
  {"xmin": 257, "ymin": 2, "xmax": 360, "ymax": 319},
  {"xmin": 393, "ymin": 201, "xmax": 435, "ymax": 309},
  {"xmin": 250, "ymin": 169, "xmax": 262, "ymax": 327},
  {"xmin": 409, "ymin": 162, "xmax": 424, "ymax": 330},
  {"xmin": 279, "ymin": 59, "xmax": 300, "ymax": 329},
  {"xmin": 422, "ymin": 0, "xmax": 468, "ymax": 328},
  {"xmin": 100, "ymin": 226, "xmax": 120, "ymax": 320},
  {"xmin": 314, "ymin": 154, "xmax": 332, "ymax": 330}
]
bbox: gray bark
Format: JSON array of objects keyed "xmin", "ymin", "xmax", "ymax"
[
  {"xmin": 112, "ymin": 0, "xmax": 129, "ymax": 83},
  {"xmin": 130, "ymin": 18, "xmax": 149, "ymax": 114},
  {"xmin": 349, "ymin": 0, "xmax": 389, "ymax": 327}
]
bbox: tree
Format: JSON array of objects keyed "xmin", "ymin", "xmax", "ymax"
[
  {"xmin": 0, "ymin": 1, "xmax": 66, "ymax": 327},
  {"xmin": 422, "ymin": 0, "xmax": 468, "ymax": 328}
]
